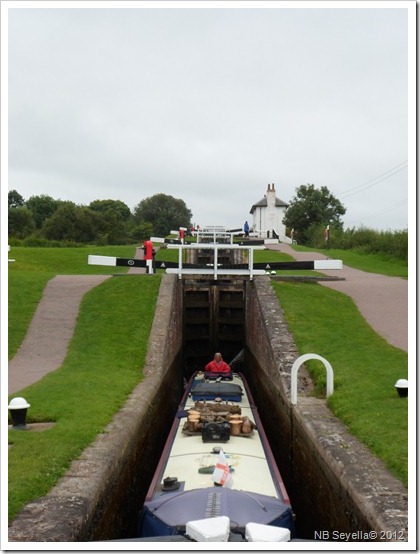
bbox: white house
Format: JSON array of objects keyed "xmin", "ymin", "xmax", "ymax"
[{"xmin": 249, "ymin": 184, "xmax": 292, "ymax": 243}]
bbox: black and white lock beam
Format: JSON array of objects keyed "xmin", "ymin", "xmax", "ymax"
[
  {"xmin": 88, "ymin": 255, "xmax": 147, "ymax": 268},
  {"xmin": 253, "ymin": 260, "xmax": 342, "ymax": 271},
  {"xmin": 88, "ymin": 253, "xmax": 342, "ymax": 277}
]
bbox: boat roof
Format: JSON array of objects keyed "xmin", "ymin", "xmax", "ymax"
[
  {"xmin": 146, "ymin": 373, "xmax": 289, "ymax": 503},
  {"xmin": 142, "ymin": 487, "xmax": 292, "ymax": 531}
]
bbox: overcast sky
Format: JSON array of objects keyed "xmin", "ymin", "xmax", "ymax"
[{"xmin": 5, "ymin": 1, "xmax": 414, "ymax": 232}]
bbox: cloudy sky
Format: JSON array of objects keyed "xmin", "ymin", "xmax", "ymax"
[{"xmin": 5, "ymin": 1, "xmax": 414, "ymax": 232}]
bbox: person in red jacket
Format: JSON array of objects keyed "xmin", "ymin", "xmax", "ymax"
[{"xmin": 204, "ymin": 352, "xmax": 232, "ymax": 379}]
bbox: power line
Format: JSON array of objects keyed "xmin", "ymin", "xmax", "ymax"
[
  {"xmin": 340, "ymin": 161, "xmax": 407, "ymax": 194},
  {"xmin": 340, "ymin": 161, "xmax": 408, "ymax": 199},
  {"xmin": 348, "ymin": 199, "xmax": 408, "ymax": 225}
]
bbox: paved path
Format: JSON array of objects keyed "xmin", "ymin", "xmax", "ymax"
[
  {"xmin": 8, "ymin": 275, "xmax": 111, "ymax": 395},
  {"xmin": 269, "ymin": 244, "xmax": 408, "ymax": 352}
]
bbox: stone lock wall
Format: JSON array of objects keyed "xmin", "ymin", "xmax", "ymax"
[{"xmin": 246, "ymin": 276, "xmax": 408, "ymax": 541}]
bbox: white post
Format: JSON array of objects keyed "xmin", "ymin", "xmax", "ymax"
[
  {"xmin": 178, "ymin": 247, "xmax": 183, "ymax": 279},
  {"xmin": 249, "ymin": 247, "xmax": 254, "ymax": 280}
]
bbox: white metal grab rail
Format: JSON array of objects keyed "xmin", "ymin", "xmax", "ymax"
[{"xmin": 290, "ymin": 354, "xmax": 334, "ymax": 405}]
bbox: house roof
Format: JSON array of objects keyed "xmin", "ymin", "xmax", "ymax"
[{"xmin": 250, "ymin": 195, "xmax": 289, "ymax": 214}]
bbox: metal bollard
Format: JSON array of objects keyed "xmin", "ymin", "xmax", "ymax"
[
  {"xmin": 8, "ymin": 397, "xmax": 31, "ymax": 429},
  {"xmin": 395, "ymin": 379, "xmax": 408, "ymax": 398}
]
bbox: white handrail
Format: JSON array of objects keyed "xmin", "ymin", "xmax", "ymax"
[
  {"xmin": 166, "ymin": 243, "xmax": 265, "ymax": 280},
  {"xmin": 290, "ymin": 354, "xmax": 334, "ymax": 405}
]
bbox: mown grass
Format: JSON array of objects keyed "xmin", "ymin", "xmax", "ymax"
[
  {"xmin": 8, "ymin": 244, "xmax": 138, "ymax": 274},
  {"xmin": 8, "ymin": 274, "xmax": 161, "ymax": 521},
  {"xmin": 272, "ymin": 280, "xmax": 408, "ymax": 486},
  {"xmin": 292, "ymin": 245, "xmax": 407, "ymax": 278}
]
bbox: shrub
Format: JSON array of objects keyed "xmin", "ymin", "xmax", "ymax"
[{"xmin": 306, "ymin": 226, "xmax": 407, "ymax": 261}]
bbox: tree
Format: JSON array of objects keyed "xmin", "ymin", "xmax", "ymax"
[
  {"xmin": 8, "ymin": 207, "xmax": 35, "ymax": 238},
  {"xmin": 89, "ymin": 199, "xmax": 131, "ymax": 221},
  {"xmin": 26, "ymin": 195, "xmax": 59, "ymax": 228},
  {"xmin": 93, "ymin": 211, "xmax": 129, "ymax": 245},
  {"xmin": 283, "ymin": 184, "xmax": 346, "ymax": 244},
  {"xmin": 131, "ymin": 221, "xmax": 154, "ymax": 242},
  {"xmin": 89, "ymin": 199, "xmax": 132, "ymax": 244},
  {"xmin": 133, "ymin": 193, "xmax": 192, "ymax": 237},
  {"xmin": 8, "ymin": 190, "xmax": 25, "ymax": 209},
  {"xmin": 42, "ymin": 202, "xmax": 99, "ymax": 243}
]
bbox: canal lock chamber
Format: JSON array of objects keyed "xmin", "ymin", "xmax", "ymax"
[
  {"xmin": 8, "ymin": 272, "xmax": 407, "ymax": 543},
  {"xmin": 182, "ymin": 277, "xmax": 246, "ymax": 380}
]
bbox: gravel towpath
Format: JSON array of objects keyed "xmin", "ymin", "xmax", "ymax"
[{"xmin": 8, "ymin": 275, "xmax": 111, "ymax": 395}]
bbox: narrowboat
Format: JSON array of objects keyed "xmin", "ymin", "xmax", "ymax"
[{"xmin": 137, "ymin": 370, "xmax": 295, "ymax": 542}]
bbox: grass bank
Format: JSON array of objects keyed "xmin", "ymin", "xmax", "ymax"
[
  {"xmin": 8, "ymin": 274, "xmax": 161, "ymax": 521},
  {"xmin": 272, "ymin": 280, "xmax": 408, "ymax": 486},
  {"xmin": 292, "ymin": 245, "xmax": 407, "ymax": 278}
]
